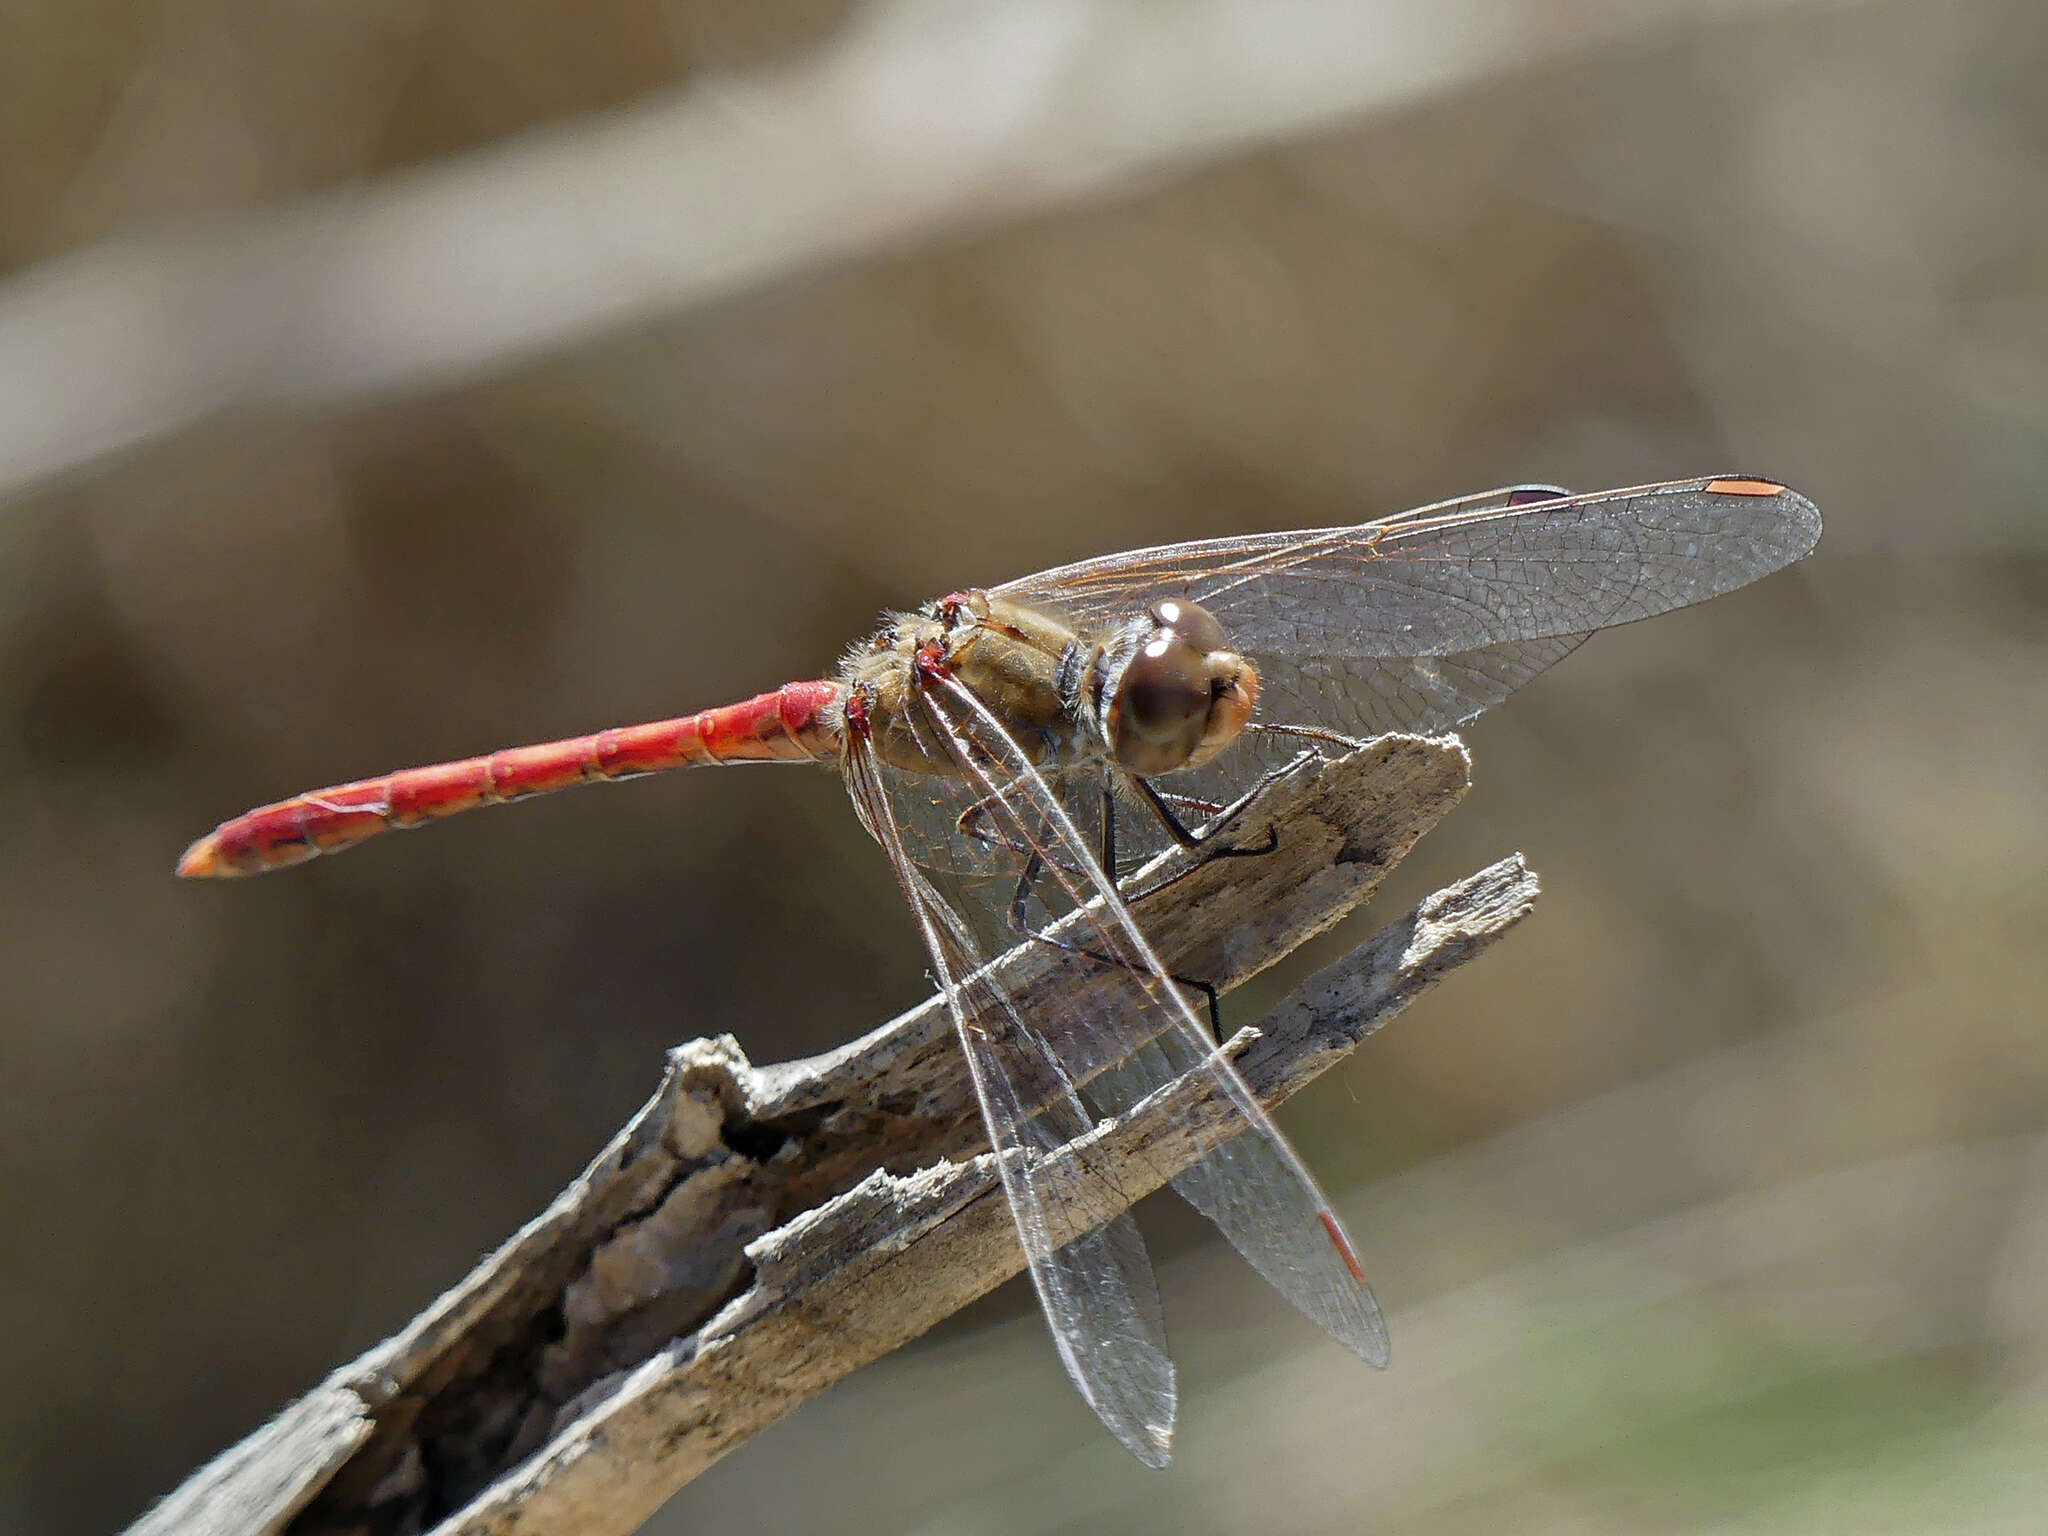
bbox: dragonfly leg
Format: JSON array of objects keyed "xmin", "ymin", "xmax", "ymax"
[
  {"xmin": 957, "ymin": 787, "xmax": 1086, "ymax": 875},
  {"xmin": 1244, "ymin": 720, "xmax": 1369, "ymax": 753},
  {"xmin": 1004, "ymin": 841, "xmax": 1225, "ymax": 1041},
  {"xmin": 1133, "ymin": 774, "xmax": 1280, "ymax": 860},
  {"xmin": 1115, "ymin": 748, "xmax": 1324, "ymax": 909},
  {"xmin": 1147, "ymin": 789, "xmax": 1225, "ymax": 819},
  {"xmin": 1098, "ymin": 781, "xmax": 1118, "ymax": 881},
  {"xmin": 1159, "ymin": 743, "xmax": 1329, "ymax": 856}
]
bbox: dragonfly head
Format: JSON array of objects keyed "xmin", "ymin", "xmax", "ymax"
[{"xmin": 1103, "ymin": 598, "xmax": 1257, "ymax": 777}]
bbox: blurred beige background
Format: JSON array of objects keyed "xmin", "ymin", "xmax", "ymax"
[{"xmin": 2, "ymin": 1, "xmax": 2043, "ymax": 1532}]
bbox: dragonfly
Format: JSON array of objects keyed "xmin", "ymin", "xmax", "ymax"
[{"xmin": 178, "ymin": 474, "xmax": 1821, "ymax": 1466}]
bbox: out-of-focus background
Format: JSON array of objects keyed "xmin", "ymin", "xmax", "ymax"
[{"xmin": 3, "ymin": 0, "xmax": 2043, "ymax": 1531}]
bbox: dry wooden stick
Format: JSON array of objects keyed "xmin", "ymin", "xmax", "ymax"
[{"xmin": 128, "ymin": 735, "xmax": 1539, "ymax": 1536}]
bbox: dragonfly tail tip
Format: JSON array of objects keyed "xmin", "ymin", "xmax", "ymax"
[{"xmin": 175, "ymin": 833, "xmax": 226, "ymax": 879}]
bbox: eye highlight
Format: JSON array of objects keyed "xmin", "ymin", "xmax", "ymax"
[{"xmin": 1148, "ymin": 598, "xmax": 1223, "ymax": 655}]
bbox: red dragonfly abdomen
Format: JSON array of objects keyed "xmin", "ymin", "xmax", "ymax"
[{"xmin": 177, "ymin": 681, "xmax": 845, "ymax": 878}]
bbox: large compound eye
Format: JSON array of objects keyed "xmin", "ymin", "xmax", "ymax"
[
  {"xmin": 1111, "ymin": 632, "xmax": 1211, "ymax": 776},
  {"xmin": 1147, "ymin": 597, "xmax": 1223, "ymax": 656}
]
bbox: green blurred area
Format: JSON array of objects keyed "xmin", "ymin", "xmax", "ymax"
[{"xmin": 1, "ymin": 2, "xmax": 2043, "ymax": 1533}]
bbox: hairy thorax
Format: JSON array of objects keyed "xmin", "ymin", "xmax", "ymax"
[
  {"xmin": 838, "ymin": 592, "xmax": 1101, "ymax": 778},
  {"xmin": 836, "ymin": 588, "xmax": 1258, "ymax": 787}
]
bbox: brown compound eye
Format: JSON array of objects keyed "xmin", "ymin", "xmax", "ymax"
[
  {"xmin": 1112, "ymin": 632, "xmax": 1212, "ymax": 776},
  {"xmin": 1109, "ymin": 595, "xmax": 1255, "ymax": 776},
  {"xmin": 1147, "ymin": 597, "xmax": 1223, "ymax": 656}
]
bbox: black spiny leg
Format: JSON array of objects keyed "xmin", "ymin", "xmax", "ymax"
[
  {"xmin": 1098, "ymin": 783, "xmax": 1118, "ymax": 882},
  {"xmin": 1244, "ymin": 719, "xmax": 1367, "ymax": 753},
  {"xmin": 1004, "ymin": 818, "xmax": 1225, "ymax": 1041},
  {"xmin": 1133, "ymin": 774, "xmax": 1278, "ymax": 859}
]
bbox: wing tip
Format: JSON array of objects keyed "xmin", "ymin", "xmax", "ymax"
[
  {"xmin": 1701, "ymin": 475, "xmax": 1824, "ymax": 561},
  {"xmin": 1131, "ymin": 1422, "xmax": 1174, "ymax": 1470},
  {"xmin": 1319, "ymin": 1209, "xmax": 1393, "ymax": 1367}
]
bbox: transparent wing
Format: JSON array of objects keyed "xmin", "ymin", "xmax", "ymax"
[
  {"xmin": 844, "ymin": 730, "xmax": 1177, "ymax": 1466},
  {"xmin": 876, "ymin": 749, "xmax": 1172, "ymax": 897},
  {"xmin": 873, "ymin": 747, "xmax": 1110, "ymax": 886},
  {"xmin": 995, "ymin": 476, "xmax": 1821, "ymax": 743},
  {"xmin": 899, "ymin": 667, "xmax": 1392, "ymax": 1373}
]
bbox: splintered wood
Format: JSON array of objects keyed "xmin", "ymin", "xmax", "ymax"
[{"xmin": 128, "ymin": 735, "xmax": 1539, "ymax": 1536}]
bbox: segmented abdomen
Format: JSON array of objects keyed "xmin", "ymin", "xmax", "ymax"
[{"xmin": 177, "ymin": 681, "xmax": 844, "ymax": 877}]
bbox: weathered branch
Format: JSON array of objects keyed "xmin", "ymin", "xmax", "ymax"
[{"xmin": 128, "ymin": 736, "xmax": 1539, "ymax": 1536}]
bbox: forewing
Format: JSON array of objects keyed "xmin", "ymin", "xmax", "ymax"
[
  {"xmin": 995, "ymin": 476, "xmax": 1820, "ymax": 741},
  {"xmin": 912, "ymin": 668, "xmax": 1392, "ymax": 1368},
  {"xmin": 843, "ymin": 733, "xmax": 1177, "ymax": 1465}
]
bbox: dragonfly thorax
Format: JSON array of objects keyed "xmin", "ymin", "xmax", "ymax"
[
  {"xmin": 841, "ymin": 590, "xmax": 1255, "ymax": 782},
  {"xmin": 843, "ymin": 591, "xmax": 1094, "ymax": 776}
]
